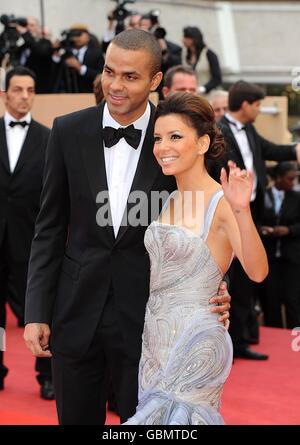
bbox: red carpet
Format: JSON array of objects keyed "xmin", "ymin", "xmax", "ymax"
[{"xmin": 1, "ymin": 306, "xmax": 299, "ymax": 425}]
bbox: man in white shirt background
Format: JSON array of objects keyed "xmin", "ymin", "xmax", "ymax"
[{"xmin": 0, "ymin": 67, "xmax": 53, "ymax": 399}]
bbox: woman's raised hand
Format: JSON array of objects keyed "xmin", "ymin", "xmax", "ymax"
[{"xmin": 220, "ymin": 160, "xmax": 253, "ymax": 211}]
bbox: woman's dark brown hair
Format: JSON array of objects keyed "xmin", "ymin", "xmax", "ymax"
[{"xmin": 154, "ymin": 92, "xmax": 225, "ymax": 160}]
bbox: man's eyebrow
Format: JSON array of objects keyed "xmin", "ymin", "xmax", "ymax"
[{"xmin": 104, "ymin": 64, "xmax": 139, "ymax": 76}]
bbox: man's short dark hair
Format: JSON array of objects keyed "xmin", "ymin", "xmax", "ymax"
[
  {"xmin": 164, "ymin": 65, "xmax": 197, "ymax": 89},
  {"xmin": 111, "ymin": 29, "xmax": 162, "ymax": 77},
  {"xmin": 228, "ymin": 80, "xmax": 265, "ymax": 111},
  {"xmin": 5, "ymin": 66, "xmax": 36, "ymax": 91}
]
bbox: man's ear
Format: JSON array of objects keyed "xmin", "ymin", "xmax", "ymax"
[
  {"xmin": 0, "ymin": 91, "xmax": 6, "ymax": 103},
  {"xmin": 161, "ymin": 86, "xmax": 169, "ymax": 99},
  {"xmin": 150, "ymin": 71, "xmax": 163, "ymax": 92},
  {"xmin": 241, "ymin": 100, "xmax": 249, "ymax": 112}
]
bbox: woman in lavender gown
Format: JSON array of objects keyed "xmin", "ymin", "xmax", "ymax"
[{"xmin": 124, "ymin": 93, "xmax": 268, "ymax": 425}]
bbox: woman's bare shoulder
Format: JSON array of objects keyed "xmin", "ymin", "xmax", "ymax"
[{"xmin": 214, "ymin": 193, "xmax": 234, "ymax": 226}]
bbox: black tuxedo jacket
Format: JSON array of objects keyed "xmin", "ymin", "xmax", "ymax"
[
  {"xmin": 209, "ymin": 117, "xmax": 297, "ymax": 220},
  {"xmin": 0, "ymin": 118, "xmax": 50, "ymax": 261},
  {"xmin": 74, "ymin": 47, "xmax": 104, "ymax": 93},
  {"xmin": 261, "ymin": 188, "xmax": 300, "ymax": 265},
  {"xmin": 25, "ymin": 102, "xmax": 176, "ymax": 360}
]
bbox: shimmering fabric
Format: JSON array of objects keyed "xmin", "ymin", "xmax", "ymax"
[{"xmin": 124, "ymin": 190, "xmax": 233, "ymax": 425}]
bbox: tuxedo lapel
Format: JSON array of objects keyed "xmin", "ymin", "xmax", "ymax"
[
  {"xmin": 244, "ymin": 124, "xmax": 258, "ymax": 168},
  {"xmin": 266, "ymin": 188, "xmax": 276, "ymax": 216},
  {"xmin": 80, "ymin": 103, "xmax": 115, "ymax": 243},
  {"xmin": 115, "ymin": 102, "xmax": 160, "ymax": 244},
  {"xmin": 221, "ymin": 118, "xmax": 245, "ymax": 168},
  {"xmin": 0, "ymin": 118, "xmax": 10, "ymax": 173},
  {"xmin": 279, "ymin": 191, "xmax": 288, "ymax": 218}
]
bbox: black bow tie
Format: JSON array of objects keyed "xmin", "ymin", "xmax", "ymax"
[
  {"xmin": 9, "ymin": 120, "xmax": 29, "ymax": 128},
  {"xmin": 102, "ymin": 125, "xmax": 142, "ymax": 149},
  {"xmin": 225, "ymin": 117, "xmax": 245, "ymax": 131}
]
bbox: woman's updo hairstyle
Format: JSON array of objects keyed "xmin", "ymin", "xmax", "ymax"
[{"xmin": 154, "ymin": 92, "xmax": 225, "ymax": 160}]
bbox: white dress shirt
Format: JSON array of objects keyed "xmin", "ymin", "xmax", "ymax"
[
  {"xmin": 4, "ymin": 111, "xmax": 31, "ymax": 173},
  {"xmin": 272, "ymin": 186, "xmax": 285, "ymax": 215},
  {"xmin": 225, "ymin": 113, "xmax": 258, "ymax": 201},
  {"xmin": 103, "ymin": 103, "xmax": 150, "ymax": 237},
  {"xmin": 72, "ymin": 46, "xmax": 88, "ymax": 76},
  {"xmin": 52, "ymin": 46, "xmax": 88, "ymax": 76}
]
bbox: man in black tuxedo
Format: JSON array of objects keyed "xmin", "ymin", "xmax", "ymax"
[
  {"xmin": 0, "ymin": 67, "xmax": 53, "ymax": 398},
  {"xmin": 211, "ymin": 80, "xmax": 300, "ymax": 360},
  {"xmin": 260, "ymin": 162, "xmax": 300, "ymax": 328},
  {"xmin": 24, "ymin": 29, "xmax": 231, "ymax": 425}
]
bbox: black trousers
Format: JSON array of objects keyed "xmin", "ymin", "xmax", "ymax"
[
  {"xmin": 227, "ymin": 198, "xmax": 263, "ymax": 351},
  {"xmin": 228, "ymin": 258, "xmax": 259, "ymax": 351},
  {"xmin": 0, "ymin": 234, "xmax": 52, "ymax": 383},
  {"xmin": 260, "ymin": 258, "xmax": 300, "ymax": 329},
  {"xmin": 52, "ymin": 288, "xmax": 139, "ymax": 425}
]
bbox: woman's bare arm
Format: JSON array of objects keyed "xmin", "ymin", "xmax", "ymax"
[{"xmin": 219, "ymin": 161, "xmax": 268, "ymax": 283}]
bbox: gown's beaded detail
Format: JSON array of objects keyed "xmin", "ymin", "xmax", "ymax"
[{"xmin": 124, "ymin": 190, "xmax": 233, "ymax": 425}]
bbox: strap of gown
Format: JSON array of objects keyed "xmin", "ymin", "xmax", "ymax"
[
  {"xmin": 200, "ymin": 189, "xmax": 224, "ymax": 240},
  {"xmin": 159, "ymin": 190, "xmax": 178, "ymax": 218}
]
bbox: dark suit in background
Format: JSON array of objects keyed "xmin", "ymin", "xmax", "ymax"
[
  {"xmin": 53, "ymin": 47, "xmax": 104, "ymax": 93},
  {"xmin": 260, "ymin": 188, "xmax": 300, "ymax": 328},
  {"xmin": 0, "ymin": 117, "xmax": 51, "ymax": 386},
  {"xmin": 19, "ymin": 32, "xmax": 54, "ymax": 94},
  {"xmin": 210, "ymin": 116, "xmax": 297, "ymax": 353},
  {"xmin": 74, "ymin": 47, "xmax": 104, "ymax": 93}
]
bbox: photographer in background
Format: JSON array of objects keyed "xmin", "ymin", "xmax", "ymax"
[
  {"xmin": 152, "ymin": 27, "xmax": 182, "ymax": 99},
  {"xmin": 0, "ymin": 15, "xmax": 26, "ymax": 68},
  {"xmin": 102, "ymin": 1, "xmax": 138, "ymax": 53},
  {"xmin": 14, "ymin": 17, "xmax": 53, "ymax": 93},
  {"xmin": 52, "ymin": 24, "xmax": 104, "ymax": 93},
  {"xmin": 154, "ymin": 27, "xmax": 182, "ymax": 72}
]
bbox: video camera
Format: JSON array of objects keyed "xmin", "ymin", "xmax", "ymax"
[
  {"xmin": 0, "ymin": 14, "xmax": 28, "ymax": 66},
  {"xmin": 55, "ymin": 28, "xmax": 84, "ymax": 59},
  {"xmin": 0, "ymin": 14, "xmax": 28, "ymax": 29},
  {"xmin": 110, "ymin": 0, "xmax": 136, "ymax": 34}
]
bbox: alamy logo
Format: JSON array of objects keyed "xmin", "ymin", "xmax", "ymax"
[
  {"xmin": 95, "ymin": 190, "xmax": 205, "ymax": 229},
  {"xmin": 0, "ymin": 328, "xmax": 6, "ymax": 352},
  {"xmin": 291, "ymin": 327, "xmax": 300, "ymax": 352}
]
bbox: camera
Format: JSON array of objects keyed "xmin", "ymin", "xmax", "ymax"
[
  {"xmin": 110, "ymin": 0, "xmax": 136, "ymax": 34},
  {"xmin": 52, "ymin": 28, "xmax": 86, "ymax": 93},
  {"xmin": 0, "ymin": 14, "xmax": 28, "ymax": 28},
  {"xmin": 0, "ymin": 14, "xmax": 28, "ymax": 67},
  {"xmin": 55, "ymin": 29, "xmax": 83, "ymax": 59}
]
